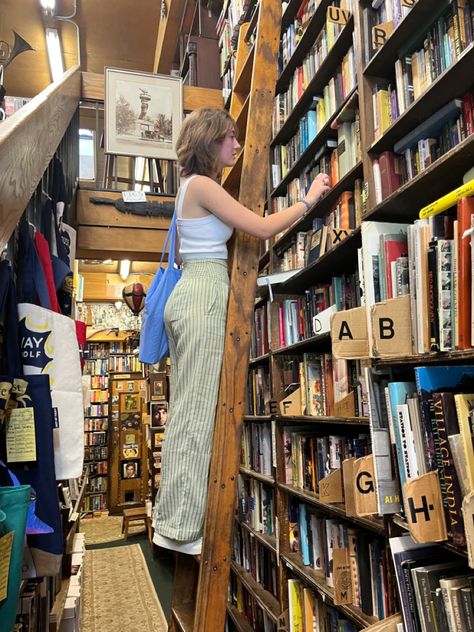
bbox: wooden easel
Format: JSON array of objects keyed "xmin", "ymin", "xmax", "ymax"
[
  {"xmin": 102, "ymin": 154, "xmax": 178, "ymax": 194},
  {"xmin": 167, "ymin": 0, "xmax": 281, "ymax": 629}
]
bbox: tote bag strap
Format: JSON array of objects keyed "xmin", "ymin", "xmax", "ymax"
[
  {"xmin": 0, "ymin": 261, "xmax": 22, "ymax": 375},
  {"xmin": 160, "ymin": 175, "xmax": 198, "ymax": 267}
]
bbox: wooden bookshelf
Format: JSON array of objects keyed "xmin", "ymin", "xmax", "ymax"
[
  {"xmin": 273, "ymin": 160, "xmax": 364, "ymax": 255},
  {"xmin": 226, "ymin": 604, "xmax": 255, "ymax": 632},
  {"xmin": 231, "ymin": 562, "xmax": 280, "ymax": 622},
  {"xmin": 239, "ymin": 520, "xmax": 278, "ymax": 554},
  {"xmin": 362, "ymin": 0, "xmax": 447, "ymax": 77},
  {"xmin": 240, "ymin": 466, "xmax": 275, "ymax": 485},
  {"xmin": 282, "ymin": 552, "xmax": 379, "ymax": 628},
  {"xmin": 271, "ymin": 331, "xmax": 331, "ymax": 355},
  {"xmin": 274, "ymin": 414, "xmax": 370, "ymax": 427}
]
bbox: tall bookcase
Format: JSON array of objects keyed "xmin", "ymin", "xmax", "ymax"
[
  {"xmin": 83, "ymin": 336, "xmax": 143, "ymax": 513},
  {"xmin": 226, "ymin": 0, "xmax": 474, "ymax": 630}
]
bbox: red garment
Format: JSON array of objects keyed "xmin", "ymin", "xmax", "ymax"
[{"xmin": 34, "ymin": 231, "xmax": 61, "ymax": 313}]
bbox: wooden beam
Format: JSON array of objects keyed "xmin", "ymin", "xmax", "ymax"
[
  {"xmin": 77, "ymin": 189, "xmax": 173, "ymax": 229},
  {"xmin": 77, "ymin": 225, "xmax": 167, "ymax": 260},
  {"xmin": 81, "ymin": 272, "xmax": 154, "ymax": 301},
  {"xmin": 81, "ymin": 72, "xmax": 222, "ymax": 110},
  {"xmin": 0, "ymin": 65, "xmax": 81, "ymax": 249},
  {"xmin": 153, "ymin": 0, "xmax": 187, "ymax": 74}
]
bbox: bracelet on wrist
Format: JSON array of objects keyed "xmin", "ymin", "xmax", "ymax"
[{"xmin": 299, "ymin": 198, "xmax": 312, "ymax": 213}]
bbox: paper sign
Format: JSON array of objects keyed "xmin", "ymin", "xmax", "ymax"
[
  {"xmin": 319, "ymin": 468, "xmax": 344, "ymax": 503},
  {"xmin": 6, "ymin": 408, "xmax": 37, "ymax": 462},
  {"xmin": 354, "ymin": 455, "xmax": 377, "ymax": 516},
  {"xmin": 333, "ymin": 548, "xmax": 352, "ymax": 605},
  {"xmin": 0, "ymin": 531, "xmax": 14, "ymax": 600},
  {"xmin": 122, "ymin": 190, "xmax": 146, "ymax": 202},
  {"xmin": 404, "ymin": 471, "xmax": 448, "ymax": 543}
]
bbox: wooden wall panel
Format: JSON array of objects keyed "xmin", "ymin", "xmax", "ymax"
[
  {"xmin": 77, "ymin": 226, "xmax": 167, "ymax": 260},
  {"xmin": 82, "ymin": 272, "xmax": 154, "ymax": 301}
]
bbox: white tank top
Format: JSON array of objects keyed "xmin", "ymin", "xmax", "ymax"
[{"xmin": 176, "ymin": 175, "xmax": 233, "ymax": 261}]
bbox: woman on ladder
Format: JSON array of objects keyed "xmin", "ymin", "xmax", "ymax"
[{"xmin": 153, "ymin": 108, "xmax": 330, "ymax": 555}]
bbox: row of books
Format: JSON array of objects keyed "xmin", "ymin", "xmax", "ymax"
[
  {"xmin": 241, "ymin": 421, "xmax": 273, "ymax": 474},
  {"xmin": 233, "ymin": 524, "xmax": 279, "ymax": 598},
  {"xmin": 390, "ymin": 535, "xmax": 474, "ymax": 632},
  {"xmin": 276, "ymin": 19, "xmax": 348, "ymax": 129},
  {"xmin": 84, "ymin": 358, "xmax": 108, "ymax": 376},
  {"xmin": 250, "ymin": 301, "xmax": 270, "ymax": 359},
  {"xmin": 361, "ymin": 0, "xmax": 416, "ymax": 66},
  {"xmin": 88, "ymin": 475, "xmax": 108, "ymax": 492},
  {"xmin": 84, "ymin": 403, "xmax": 109, "ymax": 417},
  {"xmin": 90, "ymin": 389, "xmax": 108, "ymax": 403},
  {"xmin": 84, "ymin": 418, "xmax": 108, "ymax": 431},
  {"xmin": 367, "ymin": 365, "xmax": 474, "ymax": 543},
  {"xmin": 84, "ymin": 430, "xmax": 107, "ymax": 446},
  {"xmin": 83, "ymin": 493, "xmax": 107, "ymax": 512},
  {"xmin": 283, "ymin": 427, "xmax": 370, "ymax": 494},
  {"xmin": 238, "ymin": 475, "xmax": 275, "ymax": 535},
  {"xmin": 271, "ymin": 48, "xmax": 357, "ymax": 185},
  {"xmin": 108, "ymin": 355, "xmax": 141, "ymax": 373},
  {"xmin": 275, "ymin": 271, "xmax": 359, "ymax": 346},
  {"xmin": 359, "ymin": 199, "xmax": 474, "ymax": 354},
  {"xmin": 246, "ymin": 367, "xmax": 271, "ymax": 416},
  {"xmin": 84, "ymin": 445, "xmax": 108, "ymax": 462},
  {"xmin": 287, "ymin": 578, "xmax": 358, "ymax": 632},
  {"xmin": 90, "ymin": 375, "xmax": 108, "ymax": 390},
  {"xmin": 278, "ymin": 0, "xmax": 322, "ymax": 71},
  {"xmin": 277, "ymin": 192, "xmax": 360, "ymax": 272},
  {"xmin": 228, "ymin": 572, "xmax": 277, "ymax": 632},
  {"xmin": 288, "ymin": 502, "xmax": 397, "ymax": 618},
  {"xmin": 88, "ymin": 460, "xmax": 107, "ymax": 475}
]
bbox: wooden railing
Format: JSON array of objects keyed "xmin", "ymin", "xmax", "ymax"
[{"xmin": 0, "ymin": 65, "xmax": 81, "ymax": 249}]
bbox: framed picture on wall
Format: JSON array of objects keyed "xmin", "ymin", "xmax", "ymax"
[
  {"xmin": 105, "ymin": 67, "xmax": 183, "ymax": 159},
  {"xmin": 122, "ymin": 460, "xmax": 140, "ymax": 479}
]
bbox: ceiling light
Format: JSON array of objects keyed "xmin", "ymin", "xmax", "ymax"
[
  {"xmin": 45, "ymin": 27, "xmax": 64, "ymax": 82},
  {"xmin": 119, "ymin": 260, "xmax": 131, "ymax": 281},
  {"xmin": 40, "ymin": 0, "xmax": 56, "ymax": 14},
  {"xmin": 114, "ymin": 301, "xmax": 122, "ymax": 310}
]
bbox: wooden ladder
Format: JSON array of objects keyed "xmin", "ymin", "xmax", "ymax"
[{"xmin": 168, "ymin": 1, "xmax": 281, "ymax": 630}]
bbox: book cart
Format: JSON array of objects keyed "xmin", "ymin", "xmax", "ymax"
[{"xmin": 226, "ymin": 0, "xmax": 474, "ymax": 630}]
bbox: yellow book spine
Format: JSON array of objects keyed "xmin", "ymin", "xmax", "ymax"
[{"xmin": 419, "ymin": 178, "xmax": 474, "ymax": 219}]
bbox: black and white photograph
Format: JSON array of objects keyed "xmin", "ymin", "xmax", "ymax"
[
  {"xmin": 122, "ymin": 460, "xmax": 140, "ymax": 479},
  {"xmin": 105, "ymin": 68, "xmax": 182, "ymax": 159}
]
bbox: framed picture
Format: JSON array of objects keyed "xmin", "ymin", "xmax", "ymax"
[
  {"xmin": 121, "ymin": 393, "xmax": 140, "ymax": 412},
  {"xmin": 150, "ymin": 402, "xmax": 168, "ymax": 427},
  {"xmin": 105, "ymin": 67, "xmax": 182, "ymax": 159},
  {"xmin": 122, "ymin": 444, "xmax": 139, "ymax": 459},
  {"xmin": 150, "ymin": 372, "xmax": 167, "ymax": 401},
  {"xmin": 122, "ymin": 460, "xmax": 140, "ymax": 479}
]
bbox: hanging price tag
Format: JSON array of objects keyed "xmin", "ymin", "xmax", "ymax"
[
  {"xmin": 6, "ymin": 408, "xmax": 37, "ymax": 462},
  {"xmin": 0, "ymin": 531, "xmax": 14, "ymax": 600}
]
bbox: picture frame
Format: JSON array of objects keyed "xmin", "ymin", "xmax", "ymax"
[
  {"xmin": 105, "ymin": 67, "xmax": 182, "ymax": 159},
  {"xmin": 121, "ymin": 392, "xmax": 140, "ymax": 413},
  {"xmin": 122, "ymin": 460, "xmax": 140, "ymax": 479},
  {"xmin": 150, "ymin": 402, "xmax": 168, "ymax": 427}
]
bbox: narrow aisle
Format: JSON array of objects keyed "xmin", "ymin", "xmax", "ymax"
[{"xmin": 79, "ymin": 514, "xmax": 174, "ymax": 632}]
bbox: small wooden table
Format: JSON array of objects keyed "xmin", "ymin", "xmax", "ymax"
[{"xmin": 122, "ymin": 507, "xmax": 152, "ymax": 540}]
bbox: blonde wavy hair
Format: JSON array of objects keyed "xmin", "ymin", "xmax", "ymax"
[{"xmin": 176, "ymin": 108, "xmax": 238, "ymax": 177}]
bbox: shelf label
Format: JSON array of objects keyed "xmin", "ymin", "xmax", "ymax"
[
  {"xmin": 278, "ymin": 388, "xmax": 302, "ymax": 416},
  {"xmin": 354, "ymin": 455, "xmax": 378, "ymax": 516},
  {"xmin": 372, "ymin": 21, "xmax": 395, "ymax": 49},
  {"xmin": 342, "ymin": 458, "xmax": 357, "ymax": 517},
  {"xmin": 122, "ymin": 190, "xmax": 146, "ymax": 203},
  {"xmin": 327, "ymin": 6, "xmax": 351, "ymax": 25},
  {"xmin": 333, "ymin": 548, "xmax": 352, "ymax": 605},
  {"xmin": 404, "ymin": 471, "xmax": 448, "ymax": 543},
  {"xmin": 278, "ymin": 610, "xmax": 288, "ymax": 632},
  {"xmin": 319, "ymin": 468, "xmax": 344, "ymax": 504},
  {"xmin": 370, "ymin": 294, "xmax": 412, "ymax": 358},
  {"xmin": 331, "ymin": 306, "xmax": 369, "ymax": 359}
]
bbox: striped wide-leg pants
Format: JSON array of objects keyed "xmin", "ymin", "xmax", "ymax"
[{"xmin": 153, "ymin": 260, "xmax": 229, "ymax": 541}]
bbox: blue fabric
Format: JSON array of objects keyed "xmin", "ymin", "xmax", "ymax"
[{"xmin": 139, "ymin": 213, "xmax": 182, "ymax": 364}]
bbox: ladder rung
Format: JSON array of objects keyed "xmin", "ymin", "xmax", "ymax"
[
  {"xmin": 171, "ymin": 604, "xmax": 195, "ymax": 632},
  {"xmin": 221, "ymin": 151, "xmax": 244, "ymax": 189},
  {"xmin": 226, "ymin": 604, "xmax": 255, "ymax": 632}
]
